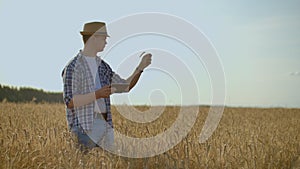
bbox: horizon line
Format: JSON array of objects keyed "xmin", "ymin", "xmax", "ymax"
[{"xmin": 1, "ymin": 83, "xmax": 300, "ymax": 109}]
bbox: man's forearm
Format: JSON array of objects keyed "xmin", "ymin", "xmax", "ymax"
[
  {"xmin": 67, "ymin": 92, "xmax": 96, "ymax": 109},
  {"xmin": 126, "ymin": 67, "xmax": 143, "ymax": 91},
  {"xmin": 66, "ymin": 85, "xmax": 112, "ymax": 108}
]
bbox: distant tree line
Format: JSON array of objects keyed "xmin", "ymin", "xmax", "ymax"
[{"xmin": 0, "ymin": 84, "xmax": 63, "ymax": 103}]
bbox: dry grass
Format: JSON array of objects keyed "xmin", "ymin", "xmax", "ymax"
[{"xmin": 0, "ymin": 102, "xmax": 300, "ymax": 168}]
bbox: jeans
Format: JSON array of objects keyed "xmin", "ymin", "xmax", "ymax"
[{"xmin": 71, "ymin": 118, "xmax": 114, "ymax": 151}]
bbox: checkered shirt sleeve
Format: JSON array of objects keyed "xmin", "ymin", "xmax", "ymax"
[{"xmin": 111, "ymin": 72, "xmax": 127, "ymax": 84}]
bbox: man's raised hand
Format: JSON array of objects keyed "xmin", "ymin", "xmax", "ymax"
[{"xmin": 138, "ymin": 53, "xmax": 152, "ymax": 70}]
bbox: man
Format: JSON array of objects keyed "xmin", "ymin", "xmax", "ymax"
[{"xmin": 62, "ymin": 21, "xmax": 152, "ymax": 150}]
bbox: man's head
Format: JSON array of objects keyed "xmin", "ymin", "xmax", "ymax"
[{"xmin": 80, "ymin": 22, "xmax": 110, "ymax": 52}]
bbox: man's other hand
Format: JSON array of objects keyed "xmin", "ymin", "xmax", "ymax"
[{"xmin": 95, "ymin": 85, "xmax": 112, "ymax": 98}]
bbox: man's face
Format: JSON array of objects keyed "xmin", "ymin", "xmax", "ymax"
[{"xmin": 94, "ymin": 35, "xmax": 107, "ymax": 52}]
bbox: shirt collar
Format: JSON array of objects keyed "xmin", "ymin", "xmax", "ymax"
[{"xmin": 78, "ymin": 50, "xmax": 102, "ymax": 66}]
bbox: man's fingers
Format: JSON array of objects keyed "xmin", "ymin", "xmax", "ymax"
[
  {"xmin": 99, "ymin": 85, "xmax": 113, "ymax": 97},
  {"xmin": 138, "ymin": 53, "xmax": 152, "ymax": 70},
  {"xmin": 142, "ymin": 54, "xmax": 152, "ymax": 64},
  {"xmin": 142, "ymin": 53, "xmax": 152, "ymax": 59},
  {"xmin": 111, "ymin": 87, "xmax": 117, "ymax": 93}
]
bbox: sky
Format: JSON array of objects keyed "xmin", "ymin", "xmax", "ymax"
[{"xmin": 0, "ymin": 0, "xmax": 299, "ymax": 107}]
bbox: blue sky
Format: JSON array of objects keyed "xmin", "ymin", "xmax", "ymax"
[{"xmin": 0, "ymin": 0, "xmax": 299, "ymax": 107}]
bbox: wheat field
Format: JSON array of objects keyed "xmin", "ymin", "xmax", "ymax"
[{"xmin": 0, "ymin": 102, "xmax": 300, "ymax": 169}]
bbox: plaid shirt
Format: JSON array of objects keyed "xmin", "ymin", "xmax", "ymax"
[{"xmin": 62, "ymin": 51, "xmax": 126, "ymax": 131}]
